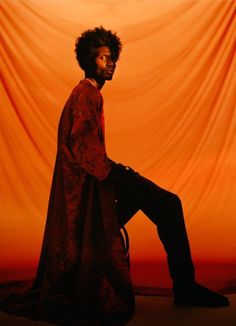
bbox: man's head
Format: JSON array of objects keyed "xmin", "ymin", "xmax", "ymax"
[{"xmin": 75, "ymin": 26, "xmax": 122, "ymax": 82}]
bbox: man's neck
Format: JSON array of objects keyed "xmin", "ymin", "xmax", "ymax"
[{"xmin": 84, "ymin": 76, "xmax": 105, "ymax": 90}]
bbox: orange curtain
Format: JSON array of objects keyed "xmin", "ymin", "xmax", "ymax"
[{"xmin": 0, "ymin": 0, "xmax": 235, "ymax": 287}]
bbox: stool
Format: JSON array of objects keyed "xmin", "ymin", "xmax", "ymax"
[{"xmin": 120, "ymin": 226, "xmax": 130, "ymax": 269}]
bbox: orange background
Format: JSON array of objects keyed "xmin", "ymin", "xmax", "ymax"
[{"xmin": 0, "ymin": 0, "xmax": 235, "ymax": 287}]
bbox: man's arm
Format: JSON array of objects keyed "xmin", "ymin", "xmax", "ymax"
[{"xmin": 69, "ymin": 92, "xmax": 111, "ymax": 181}]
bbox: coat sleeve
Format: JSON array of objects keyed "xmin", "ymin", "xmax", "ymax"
[{"xmin": 69, "ymin": 91, "xmax": 111, "ymax": 181}]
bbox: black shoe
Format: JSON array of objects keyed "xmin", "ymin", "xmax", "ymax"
[{"xmin": 173, "ymin": 282, "xmax": 230, "ymax": 308}]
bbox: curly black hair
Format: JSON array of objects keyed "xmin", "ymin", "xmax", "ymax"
[{"xmin": 75, "ymin": 26, "xmax": 122, "ymax": 73}]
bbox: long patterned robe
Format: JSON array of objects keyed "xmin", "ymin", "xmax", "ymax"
[{"xmin": 1, "ymin": 80, "xmax": 135, "ymax": 325}]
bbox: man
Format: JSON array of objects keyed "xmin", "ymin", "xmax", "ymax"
[
  {"xmin": 69, "ymin": 25, "xmax": 229, "ymax": 305},
  {"xmin": 1, "ymin": 26, "xmax": 229, "ymax": 326}
]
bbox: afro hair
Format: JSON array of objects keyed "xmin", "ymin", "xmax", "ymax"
[{"xmin": 75, "ymin": 26, "xmax": 122, "ymax": 73}]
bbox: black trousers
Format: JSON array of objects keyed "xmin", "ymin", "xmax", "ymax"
[{"xmin": 113, "ymin": 165, "xmax": 195, "ymax": 285}]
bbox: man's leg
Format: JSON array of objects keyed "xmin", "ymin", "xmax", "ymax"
[
  {"xmin": 114, "ymin": 168, "xmax": 195, "ymax": 284},
  {"xmin": 112, "ymin": 165, "xmax": 229, "ymax": 307}
]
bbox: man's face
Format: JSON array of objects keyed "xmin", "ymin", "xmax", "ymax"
[{"xmin": 93, "ymin": 46, "xmax": 116, "ymax": 81}]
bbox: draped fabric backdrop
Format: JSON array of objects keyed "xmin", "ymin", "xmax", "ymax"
[{"xmin": 0, "ymin": 0, "xmax": 235, "ymax": 289}]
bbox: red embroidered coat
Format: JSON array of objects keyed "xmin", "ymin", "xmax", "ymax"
[{"xmin": 30, "ymin": 79, "xmax": 135, "ymax": 324}]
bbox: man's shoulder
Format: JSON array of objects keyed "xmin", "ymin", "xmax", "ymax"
[
  {"xmin": 70, "ymin": 80, "xmax": 103, "ymax": 111},
  {"xmin": 63, "ymin": 80, "xmax": 102, "ymax": 113}
]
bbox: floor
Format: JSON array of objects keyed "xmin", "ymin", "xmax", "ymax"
[{"xmin": 0, "ymin": 294, "xmax": 235, "ymax": 326}]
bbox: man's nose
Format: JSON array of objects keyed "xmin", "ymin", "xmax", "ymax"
[{"xmin": 108, "ymin": 59, "xmax": 116, "ymax": 68}]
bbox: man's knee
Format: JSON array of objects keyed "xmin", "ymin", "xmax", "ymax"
[
  {"xmin": 169, "ymin": 192, "xmax": 182, "ymax": 205},
  {"xmin": 165, "ymin": 192, "xmax": 183, "ymax": 214}
]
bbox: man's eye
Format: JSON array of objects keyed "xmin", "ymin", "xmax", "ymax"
[{"xmin": 101, "ymin": 55, "xmax": 109, "ymax": 61}]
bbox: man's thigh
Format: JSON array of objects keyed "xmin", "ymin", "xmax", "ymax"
[{"xmin": 114, "ymin": 166, "xmax": 172, "ymax": 227}]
